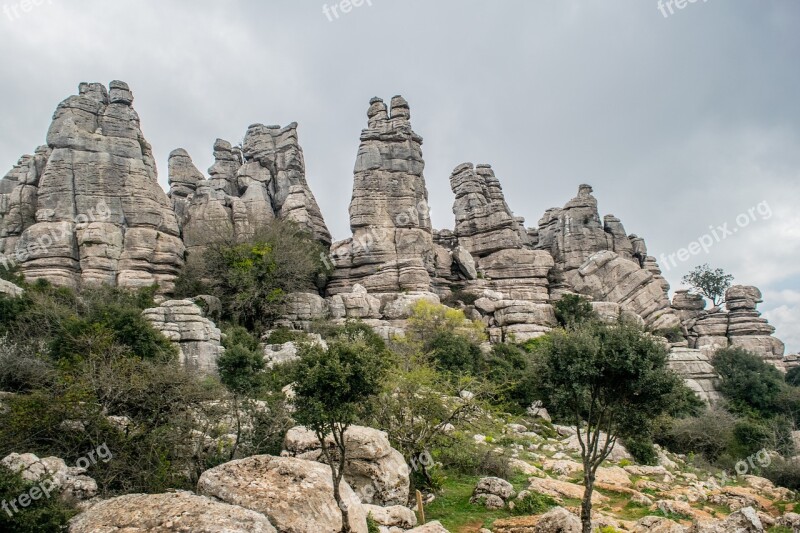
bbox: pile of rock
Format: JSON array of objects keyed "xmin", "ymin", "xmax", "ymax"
[{"xmin": 2, "ymin": 452, "xmax": 98, "ymax": 502}]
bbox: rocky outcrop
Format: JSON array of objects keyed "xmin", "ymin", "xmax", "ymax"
[
  {"xmin": 197, "ymin": 454, "xmax": 368, "ymax": 533},
  {"xmin": 327, "ymin": 96, "xmax": 434, "ymax": 295},
  {"xmin": 0, "ymin": 82, "xmax": 185, "ymax": 291},
  {"xmin": 667, "ymin": 348, "xmax": 722, "ymax": 403},
  {"xmin": 282, "ymin": 425, "xmax": 410, "ymax": 506},
  {"xmin": 674, "ymin": 285, "xmax": 788, "ymax": 369},
  {"xmin": 450, "ymin": 163, "xmax": 529, "ymax": 257},
  {"xmin": 142, "ymin": 299, "xmax": 223, "ymax": 373},
  {"xmin": 565, "ymin": 250, "xmax": 680, "ymax": 330},
  {"xmin": 169, "ymin": 124, "xmax": 331, "ymax": 257},
  {"xmin": 69, "ymin": 492, "xmax": 278, "ymax": 533}
]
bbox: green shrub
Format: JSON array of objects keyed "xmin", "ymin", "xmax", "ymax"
[
  {"xmin": 712, "ymin": 347, "xmax": 786, "ymax": 417},
  {"xmin": 0, "ymin": 465, "xmax": 78, "ymax": 532},
  {"xmin": 264, "ymin": 327, "xmax": 307, "ymax": 346},
  {"xmin": 624, "ymin": 437, "xmax": 658, "ymax": 466},
  {"xmin": 553, "ymin": 294, "xmax": 596, "ymax": 327},
  {"xmin": 512, "ymin": 491, "xmax": 557, "ymax": 515},
  {"xmin": 426, "ymin": 331, "xmax": 482, "ymax": 375},
  {"xmin": 366, "ymin": 513, "xmax": 380, "ymax": 533},
  {"xmin": 762, "ymin": 456, "xmax": 800, "ymax": 491},
  {"xmin": 785, "ymin": 366, "xmax": 800, "ymax": 387}
]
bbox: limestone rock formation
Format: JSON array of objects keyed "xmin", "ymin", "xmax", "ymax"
[
  {"xmin": 327, "ymin": 96, "xmax": 434, "ymax": 295},
  {"xmin": 667, "ymin": 348, "xmax": 722, "ymax": 403},
  {"xmin": 197, "ymin": 455, "xmax": 369, "ymax": 533},
  {"xmin": 450, "ymin": 163, "xmax": 529, "ymax": 257},
  {"xmin": 565, "ymin": 250, "xmax": 680, "ymax": 330},
  {"xmin": 68, "ymin": 492, "xmax": 277, "ymax": 533},
  {"xmin": 0, "ymin": 82, "xmax": 185, "ymax": 291},
  {"xmin": 674, "ymin": 285, "xmax": 787, "ymax": 369},
  {"xmin": 142, "ymin": 299, "xmax": 223, "ymax": 373},
  {"xmin": 283, "ymin": 425, "xmax": 410, "ymax": 506},
  {"xmin": 168, "ymin": 124, "xmax": 331, "ymax": 257}
]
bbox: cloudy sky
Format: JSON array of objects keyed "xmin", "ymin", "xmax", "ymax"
[{"xmin": 1, "ymin": 1, "xmax": 798, "ymax": 351}]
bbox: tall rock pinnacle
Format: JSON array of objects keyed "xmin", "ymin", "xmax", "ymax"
[{"xmin": 0, "ymin": 81, "xmax": 185, "ymax": 290}]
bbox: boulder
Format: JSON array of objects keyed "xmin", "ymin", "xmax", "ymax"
[
  {"xmin": 283, "ymin": 425, "xmax": 410, "ymax": 506},
  {"xmin": 406, "ymin": 522, "xmax": 450, "ymax": 533},
  {"xmin": 197, "ymin": 455, "xmax": 368, "ymax": 533},
  {"xmin": 362, "ymin": 504, "xmax": 417, "ymax": 529},
  {"xmin": 142, "ymin": 300, "xmax": 223, "ymax": 373},
  {"xmin": 2, "ymin": 452, "xmax": 97, "ymax": 501},
  {"xmin": 533, "ymin": 506, "xmax": 581, "ymax": 532},
  {"xmin": 69, "ymin": 492, "xmax": 277, "ymax": 533}
]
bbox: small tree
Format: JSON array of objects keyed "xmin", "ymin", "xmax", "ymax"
[
  {"xmin": 682, "ymin": 264, "xmax": 734, "ymax": 307},
  {"xmin": 532, "ymin": 320, "xmax": 682, "ymax": 533},
  {"xmin": 553, "ymin": 294, "xmax": 596, "ymax": 328},
  {"xmin": 292, "ymin": 336, "xmax": 386, "ymax": 533}
]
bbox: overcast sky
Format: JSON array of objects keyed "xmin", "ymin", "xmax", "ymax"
[{"xmin": 1, "ymin": 1, "xmax": 798, "ymax": 352}]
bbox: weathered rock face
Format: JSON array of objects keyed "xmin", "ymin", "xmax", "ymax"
[
  {"xmin": 565, "ymin": 250, "xmax": 680, "ymax": 330},
  {"xmin": 450, "ymin": 163, "xmax": 529, "ymax": 257},
  {"xmin": 169, "ymin": 124, "xmax": 331, "ymax": 257},
  {"xmin": 197, "ymin": 455, "xmax": 368, "ymax": 533},
  {"xmin": 327, "ymin": 96, "xmax": 434, "ymax": 295},
  {"xmin": 142, "ymin": 299, "xmax": 223, "ymax": 373},
  {"xmin": 283, "ymin": 425, "xmax": 410, "ymax": 506},
  {"xmin": 667, "ymin": 348, "xmax": 722, "ymax": 403},
  {"xmin": 68, "ymin": 491, "xmax": 278, "ymax": 533},
  {"xmin": 0, "ymin": 82, "xmax": 185, "ymax": 291},
  {"xmin": 675, "ymin": 285, "xmax": 787, "ymax": 369}
]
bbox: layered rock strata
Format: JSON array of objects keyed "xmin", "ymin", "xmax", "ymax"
[
  {"xmin": 168, "ymin": 124, "xmax": 331, "ymax": 256},
  {"xmin": 326, "ymin": 96, "xmax": 434, "ymax": 295},
  {"xmin": 143, "ymin": 299, "xmax": 223, "ymax": 373},
  {"xmin": 0, "ymin": 81, "xmax": 185, "ymax": 290}
]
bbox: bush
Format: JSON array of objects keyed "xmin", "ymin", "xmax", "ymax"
[
  {"xmin": 366, "ymin": 513, "xmax": 380, "ymax": 533},
  {"xmin": 0, "ymin": 465, "xmax": 78, "ymax": 532},
  {"xmin": 264, "ymin": 327, "xmax": 307, "ymax": 345},
  {"xmin": 712, "ymin": 347, "xmax": 786, "ymax": 417},
  {"xmin": 624, "ymin": 437, "xmax": 658, "ymax": 466},
  {"xmin": 426, "ymin": 331, "xmax": 482, "ymax": 375},
  {"xmin": 513, "ymin": 491, "xmax": 557, "ymax": 515},
  {"xmin": 786, "ymin": 366, "xmax": 800, "ymax": 387},
  {"xmin": 553, "ymin": 294, "xmax": 595, "ymax": 327},
  {"xmin": 762, "ymin": 456, "xmax": 800, "ymax": 490},
  {"xmin": 485, "ymin": 343, "xmax": 537, "ymax": 409},
  {"xmin": 199, "ymin": 220, "xmax": 329, "ymax": 333},
  {"xmin": 658, "ymin": 408, "xmax": 736, "ymax": 463}
]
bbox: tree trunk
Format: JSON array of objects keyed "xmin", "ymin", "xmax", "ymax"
[
  {"xmin": 581, "ymin": 472, "xmax": 594, "ymax": 533},
  {"xmin": 332, "ymin": 477, "xmax": 352, "ymax": 533}
]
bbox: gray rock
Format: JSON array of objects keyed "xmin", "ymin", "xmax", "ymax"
[
  {"xmin": 327, "ymin": 96, "xmax": 434, "ymax": 295},
  {"xmin": 142, "ymin": 300, "xmax": 223, "ymax": 373},
  {"xmin": 0, "ymin": 82, "xmax": 185, "ymax": 291},
  {"xmin": 197, "ymin": 455, "xmax": 368, "ymax": 533},
  {"xmin": 68, "ymin": 491, "xmax": 277, "ymax": 533}
]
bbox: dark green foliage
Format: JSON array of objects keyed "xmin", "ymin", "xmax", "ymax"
[
  {"xmin": 553, "ymin": 294, "xmax": 596, "ymax": 327},
  {"xmin": 623, "ymin": 437, "xmax": 658, "ymax": 465},
  {"xmin": 485, "ymin": 343, "xmax": 537, "ymax": 409},
  {"xmin": 198, "ymin": 220, "xmax": 329, "ymax": 333},
  {"xmin": 366, "ymin": 513, "xmax": 381, "ymax": 533},
  {"xmin": 0, "ymin": 465, "xmax": 77, "ymax": 532},
  {"xmin": 655, "ymin": 326, "xmax": 685, "ymax": 344},
  {"xmin": 222, "ymin": 325, "xmax": 262, "ymax": 352},
  {"xmin": 682, "ymin": 264, "xmax": 734, "ymax": 307},
  {"xmin": 785, "ymin": 366, "xmax": 800, "ymax": 387},
  {"xmin": 435, "ymin": 434, "xmax": 510, "ymax": 478},
  {"xmin": 512, "ymin": 491, "xmax": 558, "ymax": 515},
  {"xmin": 217, "ymin": 345, "xmax": 265, "ymax": 395},
  {"xmin": 713, "ymin": 347, "xmax": 787, "ymax": 417},
  {"xmin": 762, "ymin": 456, "xmax": 800, "ymax": 491},
  {"xmin": 264, "ymin": 327, "xmax": 307, "ymax": 345},
  {"xmin": 426, "ymin": 331, "xmax": 482, "ymax": 375}
]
